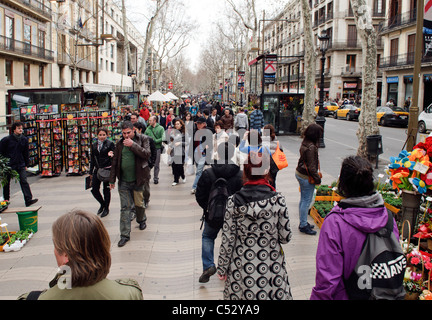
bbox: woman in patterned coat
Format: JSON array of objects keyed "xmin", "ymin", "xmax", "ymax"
[{"xmin": 217, "ymin": 151, "xmax": 292, "ymax": 300}]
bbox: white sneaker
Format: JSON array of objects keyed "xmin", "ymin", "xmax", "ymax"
[
  {"xmin": 182, "ymin": 178, "xmax": 187, "ymax": 184},
  {"xmin": 190, "ymin": 189, "xmax": 196, "ymax": 194},
  {"xmin": 172, "ymin": 182, "xmax": 178, "ymax": 186}
]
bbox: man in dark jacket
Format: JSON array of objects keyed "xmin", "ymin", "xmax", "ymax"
[
  {"xmin": 195, "ymin": 142, "xmax": 243, "ymax": 283},
  {"xmin": 0, "ymin": 122, "xmax": 38, "ymax": 206},
  {"xmin": 109, "ymin": 121, "xmax": 151, "ymax": 247},
  {"xmin": 190, "ymin": 117, "xmax": 212, "ymax": 194}
]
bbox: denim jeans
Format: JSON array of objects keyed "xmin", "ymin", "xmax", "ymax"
[
  {"xmin": 152, "ymin": 148, "xmax": 161, "ymax": 182},
  {"xmin": 192, "ymin": 157, "xmax": 206, "ymax": 190},
  {"xmin": 202, "ymin": 221, "xmax": 221, "ymax": 271},
  {"xmin": 118, "ymin": 181, "xmax": 146, "ymax": 240},
  {"xmin": 295, "ymin": 173, "xmax": 316, "ymax": 228}
]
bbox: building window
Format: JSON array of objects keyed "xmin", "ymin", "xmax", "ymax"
[
  {"xmin": 5, "ymin": 16, "xmax": 14, "ymax": 50},
  {"xmin": 24, "ymin": 63, "xmax": 30, "ymax": 85},
  {"xmin": 39, "ymin": 65, "xmax": 44, "ymax": 86},
  {"xmin": 111, "ymin": 62, "xmax": 114, "ymax": 72},
  {"xmin": 346, "ymin": 55, "xmax": 356, "ymax": 72},
  {"xmin": 5, "ymin": 60, "xmax": 12, "ymax": 85}
]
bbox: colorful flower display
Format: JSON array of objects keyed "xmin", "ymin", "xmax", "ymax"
[{"xmin": 386, "ymin": 142, "xmax": 432, "ymax": 193}]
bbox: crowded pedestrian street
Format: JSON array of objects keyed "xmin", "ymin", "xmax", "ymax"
[{"xmin": 0, "ymin": 138, "xmax": 333, "ymax": 300}]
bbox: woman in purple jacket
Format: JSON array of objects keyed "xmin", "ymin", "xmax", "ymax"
[{"xmin": 310, "ymin": 156, "xmax": 400, "ymax": 300}]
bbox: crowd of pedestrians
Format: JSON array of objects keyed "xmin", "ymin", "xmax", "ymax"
[{"xmin": 13, "ymin": 96, "xmax": 405, "ymax": 301}]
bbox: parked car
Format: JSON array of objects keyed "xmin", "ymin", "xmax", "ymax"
[
  {"xmin": 334, "ymin": 104, "xmax": 360, "ymax": 121},
  {"xmin": 418, "ymin": 102, "xmax": 432, "ymax": 133},
  {"xmin": 376, "ymin": 106, "xmax": 409, "ymax": 127},
  {"xmin": 314, "ymin": 102, "xmax": 340, "ymax": 117}
]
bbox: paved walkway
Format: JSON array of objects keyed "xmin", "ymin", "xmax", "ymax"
[{"xmin": 0, "ymin": 144, "xmax": 337, "ymax": 300}]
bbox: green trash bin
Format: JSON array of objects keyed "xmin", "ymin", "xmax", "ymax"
[{"xmin": 16, "ymin": 211, "xmax": 38, "ymax": 233}]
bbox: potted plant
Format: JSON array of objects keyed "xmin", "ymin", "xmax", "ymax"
[
  {"xmin": 0, "ymin": 154, "xmax": 19, "ymax": 188},
  {"xmin": 404, "ymin": 267, "xmax": 424, "ymax": 300}
]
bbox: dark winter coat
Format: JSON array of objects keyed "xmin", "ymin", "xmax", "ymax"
[
  {"xmin": 195, "ymin": 164, "xmax": 243, "ymax": 216},
  {"xmin": 109, "ymin": 133, "xmax": 151, "ymax": 187},
  {"xmin": 295, "ymin": 138, "xmax": 321, "ymax": 185},
  {"xmin": 90, "ymin": 139, "xmax": 115, "ymax": 175},
  {"xmin": 0, "ymin": 134, "xmax": 29, "ymax": 170}
]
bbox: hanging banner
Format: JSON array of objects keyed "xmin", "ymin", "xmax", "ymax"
[
  {"xmin": 424, "ymin": 0, "xmax": 432, "ymax": 57},
  {"xmin": 264, "ymin": 55, "xmax": 277, "ymax": 84},
  {"xmin": 238, "ymin": 71, "xmax": 245, "ymax": 88}
]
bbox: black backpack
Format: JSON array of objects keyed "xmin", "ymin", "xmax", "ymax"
[
  {"xmin": 205, "ymin": 169, "xmax": 230, "ymax": 229},
  {"xmin": 344, "ymin": 211, "xmax": 407, "ymax": 300}
]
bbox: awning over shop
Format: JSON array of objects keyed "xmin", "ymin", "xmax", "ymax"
[{"xmin": 83, "ymin": 84, "xmax": 113, "ymax": 93}]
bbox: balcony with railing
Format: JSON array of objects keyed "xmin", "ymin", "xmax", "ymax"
[
  {"xmin": 341, "ymin": 66, "xmax": 362, "ymax": 77},
  {"xmin": 0, "ymin": 35, "xmax": 54, "ymax": 62},
  {"xmin": 326, "ymin": 38, "xmax": 383, "ymax": 51},
  {"xmin": 3, "ymin": 0, "xmax": 52, "ymax": 22},
  {"xmin": 378, "ymin": 10, "xmax": 417, "ymax": 34},
  {"xmin": 379, "ymin": 52, "xmax": 432, "ymax": 69}
]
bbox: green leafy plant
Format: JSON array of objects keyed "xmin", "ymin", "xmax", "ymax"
[
  {"xmin": 380, "ymin": 192, "xmax": 402, "ymax": 208},
  {"xmin": 0, "ymin": 155, "xmax": 19, "ymax": 187},
  {"xmin": 313, "ymin": 201, "xmax": 334, "ymax": 218}
]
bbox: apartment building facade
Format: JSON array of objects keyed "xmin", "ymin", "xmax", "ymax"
[
  {"xmin": 50, "ymin": 0, "xmax": 144, "ymax": 93},
  {"xmin": 379, "ymin": 0, "xmax": 432, "ymax": 109},
  {"xmin": 262, "ymin": 0, "xmax": 385, "ymax": 102},
  {"xmin": 0, "ymin": 0, "xmax": 54, "ymax": 120}
]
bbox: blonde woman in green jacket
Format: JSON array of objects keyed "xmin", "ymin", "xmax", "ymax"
[{"xmin": 18, "ymin": 210, "xmax": 143, "ymax": 300}]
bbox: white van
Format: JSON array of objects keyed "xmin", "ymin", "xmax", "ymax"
[{"xmin": 418, "ymin": 103, "xmax": 432, "ymax": 133}]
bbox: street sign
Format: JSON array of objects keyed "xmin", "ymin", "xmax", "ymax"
[
  {"xmin": 264, "ymin": 55, "xmax": 277, "ymax": 84},
  {"xmin": 168, "ymin": 82, "xmax": 173, "ymax": 89}
]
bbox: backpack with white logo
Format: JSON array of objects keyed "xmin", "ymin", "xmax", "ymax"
[
  {"xmin": 205, "ymin": 169, "xmax": 230, "ymax": 229},
  {"xmin": 344, "ymin": 211, "xmax": 407, "ymax": 300}
]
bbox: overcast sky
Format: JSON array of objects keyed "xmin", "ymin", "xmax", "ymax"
[{"xmin": 124, "ymin": 0, "xmax": 280, "ymax": 72}]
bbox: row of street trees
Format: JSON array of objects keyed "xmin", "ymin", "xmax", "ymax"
[
  {"xmin": 200, "ymin": 0, "xmax": 381, "ymax": 158},
  {"xmin": 107, "ymin": 0, "xmax": 399, "ymax": 159}
]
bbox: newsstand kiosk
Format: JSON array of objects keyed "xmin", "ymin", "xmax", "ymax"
[{"xmin": 8, "ymin": 84, "xmax": 113, "ymax": 177}]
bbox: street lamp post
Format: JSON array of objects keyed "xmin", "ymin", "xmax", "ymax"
[{"xmin": 316, "ymin": 32, "xmax": 330, "ymax": 148}]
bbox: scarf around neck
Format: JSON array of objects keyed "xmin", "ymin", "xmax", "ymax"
[{"xmin": 244, "ymin": 178, "xmax": 275, "ymax": 191}]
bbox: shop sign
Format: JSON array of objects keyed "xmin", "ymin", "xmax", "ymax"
[
  {"xmin": 386, "ymin": 76, "xmax": 399, "ymax": 83},
  {"xmin": 344, "ymin": 82, "xmax": 357, "ymax": 89}
]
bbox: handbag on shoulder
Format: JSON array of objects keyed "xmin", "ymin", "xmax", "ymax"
[
  {"xmin": 97, "ymin": 167, "xmax": 111, "ymax": 182},
  {"xmin": 272, "ymin": 141, "xmax": 288, "ymax": 170}
]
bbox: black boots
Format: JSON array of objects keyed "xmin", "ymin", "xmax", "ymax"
[
  {"xmin": 100, "ymin": 208, "xmax": 109, "ymax": 218},
  {"xmin": 97, "ymin": 204, "xmax": 109, "ymax": 218}
]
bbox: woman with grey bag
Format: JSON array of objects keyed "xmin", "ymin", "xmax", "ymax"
[{"xmin": 89, "ymin": 127, "xmax": 115, "ymax": 217}]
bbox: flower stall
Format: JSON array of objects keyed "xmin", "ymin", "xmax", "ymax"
[{"xmin": 385, "ymin": 137, "xmax": 432, "ymax": 300}]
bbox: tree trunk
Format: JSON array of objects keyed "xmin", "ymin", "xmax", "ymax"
[
  {"xmin": 300, "ymin": 0, "xmax": 317, "ymax": 132},
  {"xmin": 350, "ymin": 0, "xmax": 380, "ymax": 158}
]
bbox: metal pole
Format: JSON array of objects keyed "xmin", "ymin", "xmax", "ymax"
[
  {"xmin": 261, "ymin": 55, "xmax": 265, "ymax": 111},
  {"xmin": 407, "ymin": 0, "xmax": 424, "ymax": 151},
  {"xmin": 315, "ymin": 50, "xmax": 326, "ymax": 148}
]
